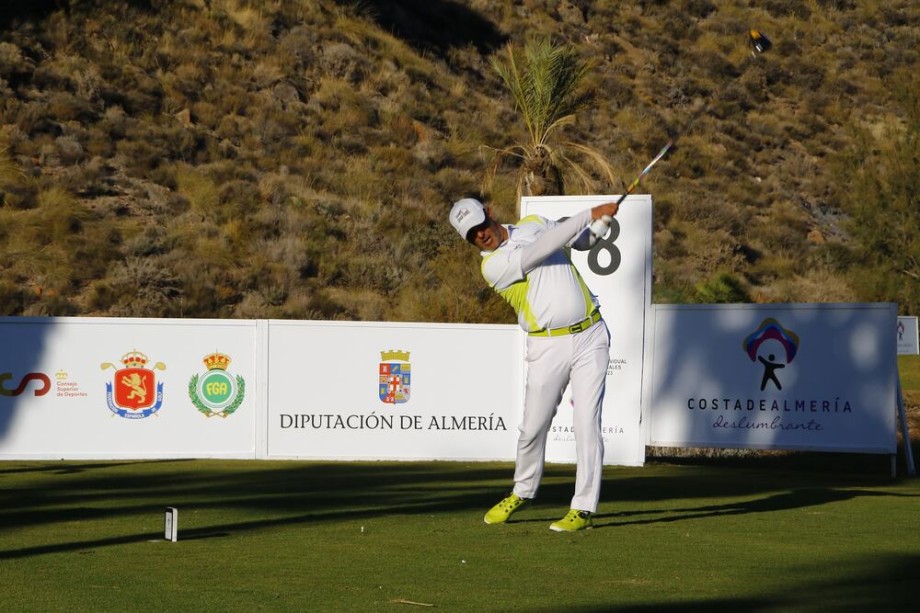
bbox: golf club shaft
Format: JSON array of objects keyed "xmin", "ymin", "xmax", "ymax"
[
  {"xmin": 620, "ymin": 139, "xmax": 674, "ymax": 203},
  {"xmin": 592, "ymin": 30, "xmax": 769, "ymax": 238},
  {"xmin": 590, "ymin": 139, "xmax": 675, "ymax": 237}
]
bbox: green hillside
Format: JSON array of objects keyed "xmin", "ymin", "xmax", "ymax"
[{"xmin": 0, "ymin": 0, "xmax": 916, "ymax": 321}]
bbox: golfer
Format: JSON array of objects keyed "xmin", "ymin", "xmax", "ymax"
[{"xmin": 449, "ymin": 196, "xmax": 619, "ymax": 531}]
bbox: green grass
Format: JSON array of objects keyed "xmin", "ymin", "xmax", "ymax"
[
  {"xmin": 2, "ymin": 457, "xmax": 918, "ymax": 611},
  {"xmin": 899, "ymin": 355, "xmax": 920, "ymax": 391}
]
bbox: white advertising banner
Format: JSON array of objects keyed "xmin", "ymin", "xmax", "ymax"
[
  {"xmin": 646, "ymin": 304, "xmax": 898, "ymax": 453},
  {"xmin": 266, "ymin": 321, "xmax": 522, "ymax": 460},
  {"xmin": 521, "ymin": 195, "xmax": 652, "ymax": 466},
  {"xmin": 897, "ymin": 316, "xmax": 919, "ymax": 355},
  {"xmin": 0, "ymin": 317, "xmax": 259, "ymax": 459}
]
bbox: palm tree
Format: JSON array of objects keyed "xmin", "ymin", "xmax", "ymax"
[{"xmin": 484, "ymin": 36, "xmax": 616, "ymax": 201}]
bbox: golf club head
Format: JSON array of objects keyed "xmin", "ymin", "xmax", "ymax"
[{"xmin": 749, "ymin": 29, "xmax": 772, "ymax": 55}]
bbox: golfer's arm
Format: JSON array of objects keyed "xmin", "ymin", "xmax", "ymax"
[{"xmin": 519, "ymin": 210, "xmax": 593, "ymax": 273}]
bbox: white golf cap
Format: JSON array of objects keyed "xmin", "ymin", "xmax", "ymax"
[{"xmin": 449, "ymin": 198, "xmax": 486, "ymax": 239}]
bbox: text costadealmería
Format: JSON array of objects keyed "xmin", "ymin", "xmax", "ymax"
[
  {"xmin": 687, "ymin": 398, "xmax": 853, "ymax": 412},
  {"xmin": 687, "ymin": 396, "xmax": 855, "ymax": 433}
]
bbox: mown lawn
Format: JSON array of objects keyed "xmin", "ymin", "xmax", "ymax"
[{"xmin": 1, "ymin": 456, "xmax": 917, "ymax": 612}]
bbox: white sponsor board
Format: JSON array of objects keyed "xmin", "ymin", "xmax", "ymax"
[
  {"xmin": 521, "ymin": 195, "xmax": 652, "ymax": 466},
  {"xmin": 897, "ymin": 316, "xmax": 919, "ymax": 355},
  {"xmin": 266, "ymin": 320, "xmax": 522, "ymax": 461},
  {"xmin": 646, "ymin": 304, "xmax": 898, "ymax": 453},
  {"xmin": 0, "ymin": 317, "xmax": 258, "ymax": 459}
]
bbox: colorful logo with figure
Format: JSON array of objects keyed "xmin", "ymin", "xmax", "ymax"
[
  {"xmin": 379, "ymin": 349, "xmax": 411, "ymax": 404},
  {"xmin": 0, "ymin": 372, "xmax": 51, "ymax": 397},
  {"xmin": 101, "ymin": 350, "xmax": 166, "ymax": 419},
  {"xmin": 742, "ymin": 318, "xmax": 800, "ymax": 391},
  {"xmin": 188, "ymin": 352, "xmax": 245, "ymax": 418}
]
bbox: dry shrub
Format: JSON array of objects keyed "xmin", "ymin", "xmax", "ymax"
[
  {"xmin": 756, "ymin": 268, "xmax": 857, "ymax": 304},
  {"xmin": 0, "ymin": 0, "xmax": 910, "ymax": 320},
  {"xmin": 763, "ymin": 0, "xmax": 812, "ymax": 18},
  {"xmin": 653, "ymin": 226, "xmax": 688, "ymax": 261},
  {"xmin": 86, "ymin": 258, "xmax": 172, "ymax": 316},
  {"xmin": 755, "ymin": 201, "xmax": 812, "ymax": 253},
  {"xmin": 672, "ymin": 224, "xmax": 746, "ymax": 276},
  {"xmin": 671, "ymin": 191, "xmax": 747, "ymax": 236},
  {"xmin": 324, "ymin": 287, "xmax": 388, "ymax": 322},
  {"xmin": 0, "ymin": 41, "xmax": 32, "ymax": 77},
  {"xmin": 0, "ymin": 184, "xmax": 113, "ymax": 313},
  {"xmin": 312, "ymin": 77, "xmax": 380, "ymax": 137},
  {"xmin": 386, "ymin": 114, "xmax": 420, "ymax": 148},
  {"xmin": 116, "ymin": 138, "xmax": 164, "ymax": 178},
  {"xmin": 748, "ymin": 249, "xmax": 801, "ymax": 286},
  {"xmin": 262, "ymin": 235, "xmax": 316, "ymax": 282},
  {"xmin": 319, "ymin": 42, "xmax": 367, "ymax": 83},
  {"xmin": 217, "ymin": 179, "xmax": 260, "ymax": 220},
  {"xmin": 0, "ymin": 138, "xmax": 35, "ymax": 209},
  {"xmin": 694, "ymin": 272, "xmax": 750, "ymax": 303},
  {"xmin": 251, "ymin": 103, "xmax": 304, "ymax": 154},
  {"xmin": 54, "ymin": 135, "xmax": 86, "ymax": 166},
  {"xmin": 36, "ymin": 186, "xmax": 88, "ymax": 240},
  {"xmin": 390, "ymin": 241, "xmax": 512, "ymax": 324},
  {"xmin": 431, "ymin": 167, "xmax": 480, "ymax": 203},
  {"xmin": 175, "ymin": 164, "xmax": 220, "ymax": 216},
  {"xmin": 278, "ymin": 25, "xmax": 320, "ymax": 71},
  {"xmin": 249, "ymin": 60, "xmax": 285, "ymax": 90},
  {"xmin": 232, "ymin": 291, "xmax": 274, "ymax": 318}
]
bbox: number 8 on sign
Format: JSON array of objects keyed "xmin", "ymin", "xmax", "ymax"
[{"xmin": 588, "ymin": 218, "xmax": 621, "ymax": 276}]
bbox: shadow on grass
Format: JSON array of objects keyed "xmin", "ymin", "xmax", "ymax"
[
  {"xmin": 0, "ymin": 459, "xmax": 191, "ymax": 476},
  {"xmin": 0, "ymin": 461, "xmax": 514, "ymax": 559},
  {"xmin": 1, "ymin": 457, "xmax": 916, "ymax": 562},
  {"xmin": 549, "ymin": 553, "xmax": 920, "ymax": 612},
  {"xmin": 592, "ymin": 487, "xmax": 916, "ymax": 529}
]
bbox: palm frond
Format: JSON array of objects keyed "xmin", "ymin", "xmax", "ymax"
[
  {"xmin": 493, "ymin": 37, "xmax": 594, "ymax": 149},
  {"xmin": 480, "ymin": 143, "xmax": 530, "ymax": 198},
  {"xmin": 490, "ymin": 36, "xmax": 608, "ymax": 199},
  {"xmin": 538, "ymin": 113, "xmax": 577, "ymax": 146},
  {"xmin": 492, "ymin": 47, "xmax": 537, "ymax": 145},
  {"xmin": 563, "ymin": 142, "xmax": 619, "ymax": 189}
]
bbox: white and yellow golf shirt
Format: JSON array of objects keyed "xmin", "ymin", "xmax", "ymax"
[{"xmin": 481, "ymin": 210, "xmax": 599, "ymax": 334}]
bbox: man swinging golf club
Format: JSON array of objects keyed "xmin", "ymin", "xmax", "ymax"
[{"xmin": 450, "ymin": 196, "xmax": 620, "ymax": 531}]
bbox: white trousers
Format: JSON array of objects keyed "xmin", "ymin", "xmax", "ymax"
[{"xmin": 512, "ymin": 319, "xmax": 609, "ymax": 512}]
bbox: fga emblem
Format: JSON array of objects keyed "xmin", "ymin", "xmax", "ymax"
[
  {"xmin": 742, "ymin": 318, "xmax": 800, "ymax": 391},
  {"xmin": 379, "ymin": 349, "xmax": 411, "ymax": 405},
  {"xmin": 101, "ymin": 350, "xmax": 166, "ymax": 419},
  {"xmin": 188, "ymin": 352, "xmax": 245, "ymax": 418}
]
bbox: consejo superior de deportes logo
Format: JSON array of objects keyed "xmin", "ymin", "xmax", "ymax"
[{"xmin": 0, "ymin": 372, "xmax": 51, "ymax": 397}]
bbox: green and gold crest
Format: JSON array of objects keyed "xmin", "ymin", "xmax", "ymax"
[{"xmin": 188, "ymin": 352, "xmax": 245, "ymax": 418}]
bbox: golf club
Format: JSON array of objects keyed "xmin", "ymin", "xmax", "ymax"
[
  {"xmin": 589, "ymin": 28, "xmax": 771, "ymax": 242},
  {"xmin": 588, "ymin": 139, "xmax": 674, "ymax": 240}
]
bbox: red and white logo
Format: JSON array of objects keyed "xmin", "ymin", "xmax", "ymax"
[{"xmin": 102, "ymin": 350, "xmax": 166, "ymax": 419}]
